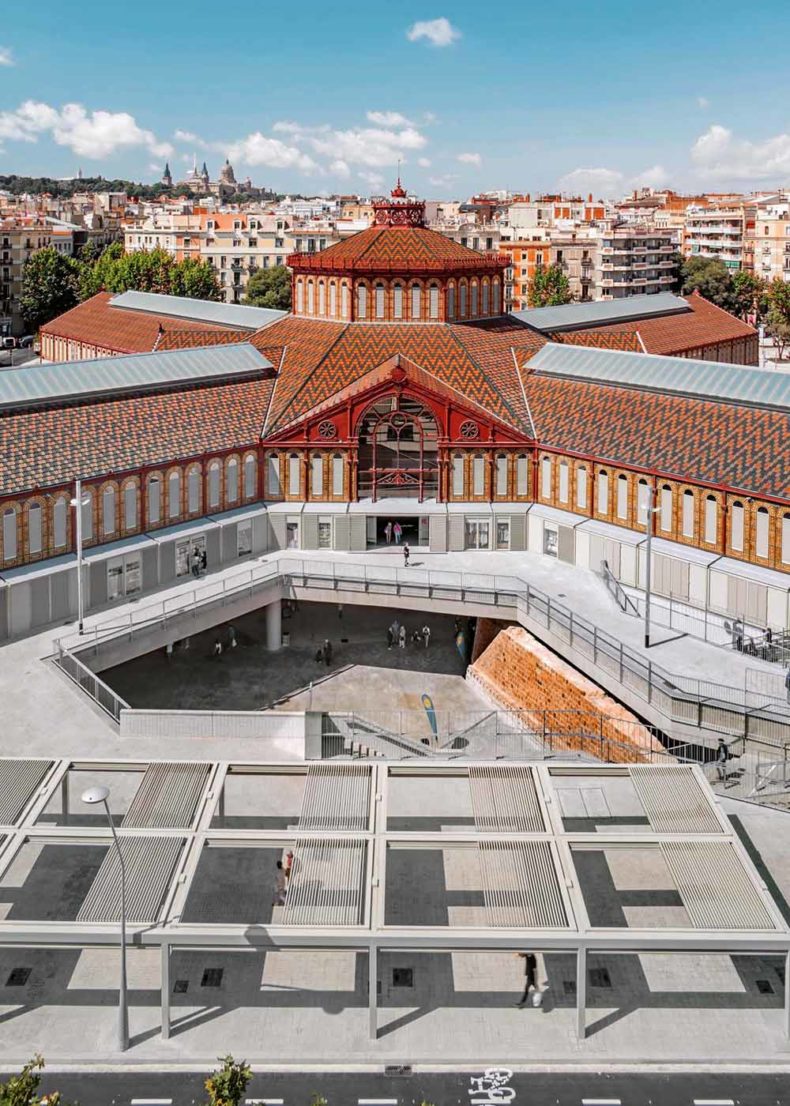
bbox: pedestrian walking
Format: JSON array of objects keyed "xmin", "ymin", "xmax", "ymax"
[
  {"xmin": 212, "ymin": 638, "xmax": 223, "ymax": 658},
  {"xmin": 422, "ymin": 623, "xmax": 431, "ymax": 649},
  {"xmin": 191, "ymin": 549, "xmax": 201, "ymax": 578},
  {"xmin": 403, "ymin": 542, "xmax": 410, "ymax": 567},
  {"xmin": 393, "ymin": 521, "xmax": 402, "ymax": 545},
  {"xmin": 733, "ymin": 618, "xmax": 745, "ymax": 652},
  {"xmin": 165, "ymin": 641, "xmax": 173, "ymax": 661},
  {"xmin": 273, "ymin": 860, "xmax": 287, "ymax": 906},
  {"xmin": 515, "ymin": 952, "xmax": 538, "ymax": 1008},
  {"xmin": 398, "ymin": 625, "xmax": 406, "ymax": 649},
  {"xmin": 324, "ymin": 638, "xmax": 333, "ymax": 665},
  {"xmin": 227, "ymin": 625, "xmax": 237, "ymax": 650},
  {"xmin": 200, "ymin": 549, "xmax": 207, "ymax": 574},
  {"xmin": 386, "ymin": 626, "xmax": 394, "ymax": 650},
  {"xmin": 716, "ymin": 737, "xmax": 729, "ymax": 782},
  {"xmin": 384, "ymin": 521, "xmax": 393, "ymax": 545}
]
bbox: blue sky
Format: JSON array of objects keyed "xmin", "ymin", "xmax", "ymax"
[{"xmin": 2, "ymin": 0, "xmax": 790, "ymax": 196}]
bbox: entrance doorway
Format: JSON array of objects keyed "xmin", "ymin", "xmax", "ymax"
[{"xmin": 370, "ymin": 516, "xmax": 430, "ymax": 547}]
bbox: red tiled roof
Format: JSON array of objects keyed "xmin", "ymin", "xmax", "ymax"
[
  {"xmin": 0, "ymin": 377, "xmax": 274, "ymax": 496},
  {"xmin": 289, "ymin": 224, "xmax": 506, "ymax": 272},
  {"xmin": 40, "ymin": 292, "xmax": 232, "ymax": 355},
  {"xmin": 549, "ymin": 329, "xmax": 642, "ymax": 353},
  {"xmin": 156, "ymin": 327, "xmax": 252, "ymax": 351}
]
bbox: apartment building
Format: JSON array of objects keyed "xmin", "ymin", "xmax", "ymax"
[
  {"xmin": 550, "ymin": 234, "xmax": 599, "ymax": 302},
  {"xmin": 0, "ymin": 218, "xmax": 74, "ymax": 336},
  {"xmin": 598, "ymin": 225, "xmax": 678, "ymax": 299},
  {"xmin": 498, "ymin": 236, "xmax": 550, "ymax": 311},
  {"xmin": 752, "ymin": 200, "xmax": 790, "ymax": 283},
  {"xmin": 683, "ymin": 204, "xmax": 754, "ymax": 271}
]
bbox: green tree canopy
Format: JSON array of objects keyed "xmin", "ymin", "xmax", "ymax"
[
  {"xmin": 20, "ymin": 248, "xmax": 80, "ymax": 332},
  {"xmin": 679, "ymin": 256, "xmax": 738, "ymax": 313},
  {"xmin": 527, "ymin": 263, "xmax": 573, "ymax": 308},
  {"xmin": 204, "ymin": 1056, "xmax": 252, "ymax": 1106},
  {"xmin": 765, "ymin": 278, "xmax": 790, "ymax": 361},
  {"xmin": 78, "ymin": 245, "xmax": 221, "ymax": 302},
  {"xmin": 731, "ymin": 270, "xmax": 769, "ymax": 321},
  {"xmin": 243, "ymin": 265, "xmax": 292, "ymax": 311},
  {"xmin": 0, "ymin": 1055, "xmax": 72, "ymax": 1105}
]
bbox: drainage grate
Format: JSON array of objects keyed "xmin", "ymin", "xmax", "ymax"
[
  {"xmin": 756, "ymin": 979, "xmax": 774, "ymax": 995},
  {"xmin": 201, "ymin": 968, "xmax": 223, "ymax": 988},
  {"xmin": 6, "ymin": 968, "xmax": 31, "ymax": 987},
  {"xmin": 589, "ymin": 967, "xmax": 611, "ymax": 988},
  {"xmin": 392, "ymin": 967, "xmax": 414, "ymax": 988},
  {"xmin": 563, "ymin": 979, "xmax": 576, "ymax": 996},
  {"xmin": 173, "ymin": 979, "xmax": 189, "ymax": 994},
  {"xmin": 384, "ymin": 1065, "xmax": 413, "ymax": 1077}
]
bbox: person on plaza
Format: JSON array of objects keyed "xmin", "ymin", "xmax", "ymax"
[
  {"xmin": 384, "ymin": 521, "xmax": 393, "ymax": 545},
  {"xmin": 387, "ymin": 625, "xmax": 394, "ymax": 650},
  {"xmin": 403, "ymin": 542, "xmax": 410, "ymax": 567},
  {"xmin": 398, "ymin": 624, "xmax": 406, "ymax": 649},
  {"xmin": 785, "ymin": 666, "xmax": 790, "ymax": 703},
  {"xmin": 515, "ymin": 952, "xmax": 538, "ymax": 1008},
  {"xmin": 212, "ymin": 637, "xmax": 223, "ymax": 658},
  {"xmin": 716, "ymin": 736, "xmax": 729, "ymax": 782},
  {"xmin": 422, "ymin": 623, "xmax": 431, "ymax": 649},
  {"xmin": 191, "ymin": 549, "xmax": 201, "ymax": 578},
  {"xmin": 324, "ymin": 638, "xmax": 333, "ymax": 665},
  {"xmin": 733, "ymin": 617, "xmax": 745, "ymax": 652},
  {"xmin": 390, "ymin": 618, "xmax": 400, "ymax": 643},
  {"xmin": 411, "ymin": 627, "xmax": 423, "ymax": 646},
  {"xmin": 393, "ymin": 521, "xmax": 402, "ymax": 545},
  {"xmin": 273, "ymin": 860, "xmax": 288, "ymax": 906},
  {"xmin": 227, "ymin": 625, "xmax": 237, "ymax": 650},
  {"xmin": 315, "ymin": 644, "xmax": 324, "ymax": 664}
]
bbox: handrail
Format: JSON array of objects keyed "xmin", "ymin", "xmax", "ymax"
[{"xmin": 601, "ymin": 559, "xmax": 640, "ymax": 616}]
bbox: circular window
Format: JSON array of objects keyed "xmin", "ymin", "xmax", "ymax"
[
  {"xmin": 318, "ymin": 420, "xmax": 337, "ymax": 440},
  {"xmin": 460, "ymin": 420, "xmax": 479, "ymax": 439}
]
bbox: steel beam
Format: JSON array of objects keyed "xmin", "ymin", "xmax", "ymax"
[
  {"xmin": 786, "ymin": 948, "xmax": 790, "ymax": 1042},
  {"xmin": 369, "ymin": 943, "xmax": 377, "ymax": 1040},
  {"xmin": 576, "ymin": 945, "xmax": 586, "ymax": 1040},
  {"xmin": 161, "ymin": 941, "xmax": 170, "ymax": 1040}
]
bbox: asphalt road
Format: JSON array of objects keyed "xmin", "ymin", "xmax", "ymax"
[
  {"xmin": 0, "ymin": 348, "xmax": 38, "ymax": 369},
  {"xmin": 21, "ymin": 1068, "xmax": 790, "ymax": 1105}
]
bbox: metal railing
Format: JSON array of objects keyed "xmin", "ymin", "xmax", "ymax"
[
  {"xmin": 602, "ymin": 559, "xmax": 639, "ymax": 615},
  {"xmin": 53, "ymin": 555, "xmax": 790, "ymax": 745},
  {"xmin": 53, "ymin": 642, "xmax": 129, "ymax": 724}
]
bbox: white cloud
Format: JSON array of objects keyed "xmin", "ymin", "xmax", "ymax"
[
  {"xmin": 428, "ymin": 173, "xmax": 458, "ymax": 187},
  {"xmin": 366, "ymin": 111, "xmax": 413, "ymax": 127},
  {"xmin": 0, "ymin": 99, "xmax": 173, "ymax": 159},
  {"xmin": 631, "ymin": 164, "xmax": 669, "ymax": 189},
  {"xmin": 417, "ymin": 156, "xmax": 431, "ymax": 168},
  {"xmin": 278, "ymin": 121, "xmax": 426, "ymax": 169},
  {"xmin": 557, "ymin": 167, "xmax": 624, "ymax": 196},
  {"xmin": 173, "ymin": 128, "xmax": 208, "ymax": 146},
  {"xmin": 330, "ymin": 158, "xmax": 351, "ymax": 178},
  {"xmin": 226, "ymin": 131, "xmax": 318, "ymax": 171},
  {"xmin": 457, "ymin": 151, "xmax": 481, "ymax": 166},
  {"xmin": 406, "ymin": 17, "xmax": 461, "ymax": 47},
  {"xmin": 0, "ymin": 46, "xmax": 14, "ymax": 67},
  {"xmin": 697, "ymin": 96, "xmax": 710, "ymax": 109},
  {"xmin": 691, "ymin": 123, "xmax": 790, "ymax": 182},
  {"xmin": 358, "ymin": 171, "xmax": 385, "ymax": 191}
]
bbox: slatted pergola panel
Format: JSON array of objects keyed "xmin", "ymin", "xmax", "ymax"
[
  {"xmin": 122, "ymin": 762, "xmax": 209, "ymax": 828},
  {"xmin": 469, "ymin": 764, "xmax": 544, "ymax": 832},
  {"xmin": 661, "ymin": 840, "xmax": 777, "ymax": 931},
  {"xmin": 77, "ymin": 835, "xmax": 185, "ymax": 923},
  {"xmin": 630, "ymin": 765, "xmax": 723, "ymax": 834},
  {"xmin": 298, "ymin": 763, "xmax": 372, "ymax": 831},
  {"xmin": 281, "ymin": 838, "xmax": 367, "ymax": 926},
  {"xmin": 0, "ymin": 760, "xmax": 52, "ymax": 825},
  {"xmin": 478, "ymin": 840, "xmax": 568, "ymax": 928}
]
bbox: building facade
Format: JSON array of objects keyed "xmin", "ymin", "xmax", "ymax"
[{"xmin": 597, "ymin": 225, "xmax": 678, "ymax": 299}]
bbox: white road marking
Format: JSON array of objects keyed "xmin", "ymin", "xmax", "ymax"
[
  {"xmin": 246, "ymin": 1100, "xmax": 284, "ymax": 1105},
  {"xmin": 693, "ymin": 1101, "xmax": 735, "ymax": 1105},
  {"xmin": 359, "ymin": 1100, "xmax": 398, "ymax": 1105},
  {"xmin": 131, "ymin": 1100, "xmax": 173, "ymax": 1105},
  {"xmin": 582, "ymin": 1100, "xmax": 621, "ymax": 1105}
]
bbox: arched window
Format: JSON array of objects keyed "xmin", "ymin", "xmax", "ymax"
[
  {"xmin": 516, "ymin": 455, "xmax": 528, "ymax": 497},
  {"xmin": 341, "ymin": 282, "xmax": 350, "ymax": 318},
  {"xmin": 637, "ymin": 479, "xmax": 648, "ymax": 525},
  {"xmin": 577, "ymin": 466, "xmax": 588, "ymax": 509},
  {"xmin": 459, "ymin": 282, "xmax": 467, "ymax": 317},
  {"xmin": 393, "ymin": 284, "xmax": 404, "ymax": 319},
  {"xmin": 496, "ymin": 454, "xmax": 508, "ymax": 497},
  {"xmin": 541, "ymin": 456, "xmax": 552, "ymax": 499},
  {"xmin": 81, "ymin": 490, "xmax": 93, "ymax": 541},
  {"xmin": 226, "ymin": 457, "xmax": 239, "ymax": 503},
  {"xmin": 207, "ymin": 461, "xmax": 221, "ymax": 509},
  {"xmin": 704, "ymin": 495, "xmax": 717, "ymax": 544},
  {"xmin": 558, "ymin": 460, "xmax": 569, "ymax": 503},
  {"xmin": 288, "ymin": 453, "xmax": 301, "ymax": 497},
  {"xmin": 357, "ymin": 283, "xmax": 367, "ymax": 319},
  {"xmin": 123, "ymin": 482, "xmax": 137, "ymax": 530},
  {"xmin": 682, "ymin": 489, "xmax": 695, "ymax": 538},
  {"xmin": 28, "ymin": 503, "xmax": 43, "ymax": 553},
  {"xmin": 267, "ymin": 454, "xmax": 281, "ymax": 498},
  {"xmin": 296, "ymin": 280, "xmax": 304, "ymax": 313},
  {"xmin": 756, "ymin": 507, "xmax": 769, "ymax": 559},
  {"xmin": 168, "ymin": 470, "xmax": 181, "ymax": 518},
  {"xmin": 244, "ymin": 454, "xmax": 257, "ymax": 499},
  {"xmin": 2, "ymin": 507, "xmax": 17, "ymax": 562},
  {"xmin": 617, "ymin": 474, "xmax": 628, "ymax": 519},
  {"xmin": 329, "ymin": 281, "xmax": 337, "ymax": 317},
  {"xmin": 429, "ymin": 283, "xmax": 440, "ymax": 319},
  {"xmin": 53, "ymin": 496, "xmax": 67, "ymax": 548},
  {"xmin": 731, "ymin": 501, "xmax": 744, "ymax": 551},
  {"xmin": 187, "ymin": 466, "xmax": 201, "ymax": 513},
  {"xmin": 147, "ymin": 475, "xmax": 161, "ymax": 525},
  {"xmin": 102, "ymin": 486, "xmax": 115, "ymax": 536},
  {"xmin": 318, "ymin": 281, "xmax": 326, "ymax": 316},
  {"xmin": 410, "ymin": 283, "xmax": 421, "ymax": 320},
  {"xmin": 331, "ymin": 453, "xmax": 344, "ymax": 496},
  {"xmin": 311, "ymin": 453, "xmax": 324, "ymax": 496},
  {"xmin": 472, "ymin": 454, "xmax": 485, "ymax": 496},
  {"xmin": 470, "ymin": 281, "xmax": 479, "ymax": 317},
  {"xmin": 659, "ymin": 484, "xmax": 672, "ymax": 532},
  {"xmin": 357, "ymin": 396, "xmax": 439, "ymax": 501},
  {"xmin": 452, "ymin": 454, "xmax": 465, "ymax": 497},
  {"xmin": 375, "ymin": 282, "xmax": 385, "ymax": 319},
  {"xmin": 307, "ymin": 281, "xmax": 315, "ymax": 314},
  {"xmin": 446, "ymin": 283, "xmax": 455, "ymax": 319},
  {"xmin": 597, "ymin": 470, "xmax": 609, "ymax": 514},
  {"xmin": 782, "ymin": 513, "xmax": 790, "ymax": 565},
  {"xmin": 492, "ymin": 280, "xmax": 501, "ymax": 315}
]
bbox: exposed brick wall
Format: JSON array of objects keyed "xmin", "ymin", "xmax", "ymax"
[
  {"xmin": 471, "ymin": 617, "xmax": 513, "ymax": 662},
  {"xmin": 468, "ymin": 625, "xmax": 664, "ymax": 762}
]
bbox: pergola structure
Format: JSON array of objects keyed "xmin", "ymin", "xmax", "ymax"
[{"xmin": 0, "ymin": 756, "xmax": 787, "ymax": 1043}]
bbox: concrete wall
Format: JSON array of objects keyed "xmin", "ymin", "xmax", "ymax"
[{"xmin": 119, "ymin": 709, "xmax": 305, "ymax": 754}]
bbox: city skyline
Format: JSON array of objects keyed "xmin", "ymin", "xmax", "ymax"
[{"xmin": 1, "ymin": 0, "xmax": 790, "ymax": 195}]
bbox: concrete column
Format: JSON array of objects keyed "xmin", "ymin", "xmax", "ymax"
[
  {"xmin": 161, "ymin": 942, "xmax": 170, "ymax": 1040},
  {"xmin": 61, "ymin": 774, "xmax": 69, "ymax": 826},
  {"xmin": 265, "ymin": 599, "xmax": 282, "ymax": 652},
  {"xmin": 576, "ymin": 946, "xmax": 586, "ymax": 1041},
  {"xmin": 785, "ymin": 948, "xmax": 790, "ymax": 1041},
  {"xmin": 369, "ymin": 944, "xmax": 377, "ymax": 1040}
]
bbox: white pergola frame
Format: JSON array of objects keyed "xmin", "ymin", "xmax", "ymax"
[{"xmin": 0, "ymin": 756, "xmax": 787, "ymax": 1044}]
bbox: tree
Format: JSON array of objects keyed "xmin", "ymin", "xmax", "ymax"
[
  {"xmin": 679, "ymin": 256, "xmax": 738, "ymax": 314},
  {"xmin": 765, "ymin": 278, "xmax": 790, "ymax": 361},
  {"xmin": 204, "ymin": 1055, "xmax": 252, "ymax": 1106},
  {"xmin": 79, "ymin": 246, "xmax": 221, "ymax": 303},
  {"xmin": 170, "ymin": 256, "xmax": 222, "ymax": 301},
  {"xmin": 78, "ymin": 241, "xmax": 125, "ymax": 300},
  {"xmin": 244, "ymin": 265, "xmax": 291, "ymax": 311},
  {"xmin": 20, "ymin": 248, "xmax": 80, "ymax": 332},
  {"xmin": 0, "ymin": 1054, "xmax": 71, "ymax": 1105},
  {"xmin": 527, "ymin": 263, "xmax": 572, "ymax": 308},
  {"xmin": 732, "ymin": 270, "xmax": 769, "ymax": 322}
]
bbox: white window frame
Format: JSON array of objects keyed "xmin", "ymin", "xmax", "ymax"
[
  {"xmin": 755, "ymin": 507, "xmax": 769, "ymax": 559},
  {"xmin": 597, "ymin": 471, "xmax": 609, "ymax": 514},
  {"xmin": 2, "ymin": 507, "xmax": 17, "ymax": 561},
  {"xmin": 576, "ymin": 466, "xmax": 587, "ymax": 509}
]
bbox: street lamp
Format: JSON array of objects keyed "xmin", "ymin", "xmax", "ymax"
[
  {"xmin": 644, "ymin": 484, "xmax": 662, "ymax": 649},
  {"xmin": 81, "ymin": 784, "xmax": 129, "ymax": 1052},
  {"xmin": 70, "ymin": 479, "xmax": 90, "ymax": 634}
]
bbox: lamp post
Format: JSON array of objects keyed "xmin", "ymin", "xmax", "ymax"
[
  {"xmin": 82, "ymin": 784, "xmax": 128, "ymax": 1052},
  {"xmin": 70, "ymin": 479, "xmax": 90, "ymax": 634},
  {"xmin": 644, "ymin": 484, "xmax": 662, "ymax": 649}
]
